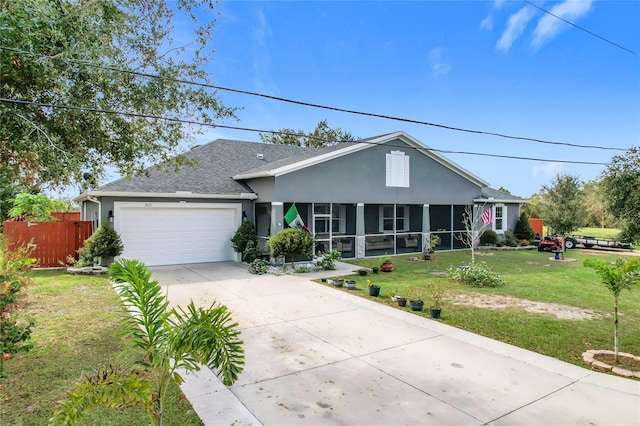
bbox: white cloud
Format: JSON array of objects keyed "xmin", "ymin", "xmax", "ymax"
[
  {"xmin": 428, "ymin": 47, "xmax": 452, "ymax": 76},
  {"xmin": 497, "ymin": 6, "xmax": 535, "ymax": 52},
  {"xmin": 480, "ymin": 14, "xmax": 494, "ymax": 31},
  {"xmin": 531, "ymin": 0, "xmax": 594, "ymax": 49},
  {"xmin": 493, "ymin": 0, "xmax": 508, "ymax": 9},
  {"xmin": 532, "ymin": 162, "xmax": 562, "ymax": 179}
]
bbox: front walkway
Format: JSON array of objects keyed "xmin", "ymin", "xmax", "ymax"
[{"xmin": 150, "ymin": 262, "xmax": 640, "ymax": 425}]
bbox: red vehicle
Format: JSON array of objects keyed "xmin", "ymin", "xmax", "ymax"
[{"xmin": 537, "ymin": 236, "xmax": 564, "ymax": 252}]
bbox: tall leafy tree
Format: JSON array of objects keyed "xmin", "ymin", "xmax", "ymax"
[
  {"xmin": 521, "ymin": 192, "xmax": 542, "ymax": 218},
  {"xmin": 582, "ymin": 180, "xmax": 616, "ymax": 228},
  {"xmin": 600, "ymin": 146, "xmax": 640, "ymax": 242},
  {"xmin": 259, "ymin": 119, "xmax": 355, "ymax": 147},
  {"xmin": 540, "ymin": 173, "xmax": 584, "ymax": 238},
  {"xmin": 1, "ymin": 0, "xmax": 235, "ymax": 188}
]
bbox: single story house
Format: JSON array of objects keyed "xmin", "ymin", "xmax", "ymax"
[{"xmin": 75, "ymin": 131, "xmax": 527, "ymax": 266}]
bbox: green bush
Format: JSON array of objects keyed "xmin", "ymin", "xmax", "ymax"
[
  {"xmin": 267, "ymin": 228, "xmax": 315, "ymax": 269},
  {"xmin": 514, "ymin": 212, "xmax": 535, "ymax": 240},
  {"xmin": 0, "ymin": 238, "xmax": 36, "ymax": 379},
  {"xmin": 447, "ymin": 261, "xmax": 505, "ymax": 287},
  {"xmin": 243, "ymin": 240, "xmax": 259, "ymax": 263},
  {"xmin": 480, "ymin": 230, "xmax": 498, "ymax": 245},
  {"xmin": 230, "ymin": 219, "xmax": 258, "ymax": 262},
  {"xmin": 503, "ymin": 230, "xmax": 518, "ymax": 247},
  {"xmin": 77, "ymin": 223, "xmax": 124, "ymax": 267},
  {"xmin": 248, "ymin": 259, "xmax": 268, "ymax": 275},
  {"xmin": 316, "ymin": 250, "xmax": 341, "ymax": 270}
]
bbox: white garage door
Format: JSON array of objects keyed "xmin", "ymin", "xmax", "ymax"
[{"xmin": 114, "ymin": 202, "xmax": 241, "ymax": 266}]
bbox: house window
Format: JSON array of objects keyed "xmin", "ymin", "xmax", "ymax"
[
  {"xmin": 396, "ymin": 205, "xmax": 410, "ymax": 232},
  {"xmin": 494, "ymin": 205, "xmax": 507, "ymax": 231},
  {"xmin": 386, "ymin": 151, "xmax": 409, "ymax": 187},
  {"xmin": 379, "ymin": 205, "xmax": 394, "ymax": 232},
  {"xmin": 331, "ymin": 204, "xmax": 346, "ymax": 234},
  {"xmin": 314, "ymin": 203, "xmax": 331, "ymax": 235},
  {"xmin": 314, "ymin": 203, "xmax": 346, "ymax": 235}
]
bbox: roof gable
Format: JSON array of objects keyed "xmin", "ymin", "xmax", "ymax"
[{"xmin": 234, "ymin": 131, "xmax": 490, "ymax": 188}]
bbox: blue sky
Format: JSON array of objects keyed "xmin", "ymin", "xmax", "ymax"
[{"xmin": 191, "ymin": 0, "xmax": 639, "ymax": 199}]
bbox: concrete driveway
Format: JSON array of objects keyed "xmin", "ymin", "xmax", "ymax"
[{"xmin": 150, "ymin": 262, "xmax": 640, "ymax": 426}]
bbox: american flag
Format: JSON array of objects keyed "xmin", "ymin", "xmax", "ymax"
[{"xmin": 481, "ymin": 208, "xmax": 492, "ymax": 225}]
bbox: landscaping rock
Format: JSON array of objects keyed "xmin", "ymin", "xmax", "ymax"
[{"xmin": 66, "ymin": 266, "xmax": 109, "ymax": 276}]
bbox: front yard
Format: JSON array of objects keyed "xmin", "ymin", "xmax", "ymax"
[
  {"xmin": 336, "ymin": 249, "xmax": 640, "ymax": 370},
  {"xmin": 0, "ymin": 271, "xmax": 202, "ymax": 426}
]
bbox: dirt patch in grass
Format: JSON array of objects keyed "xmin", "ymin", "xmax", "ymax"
[{"xmin": 449, "ymin": 294, "xmax": 606, "ymax": 320}]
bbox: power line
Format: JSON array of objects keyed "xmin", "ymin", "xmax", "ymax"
[
  {"xmin": 0, "ymin": 46, "xmax": 627, "ymax": 152},
  {"xmin": 523, "ymin": 0, "xmax": 637, "ymax": 55},
  {"xmin": 0, "ymin": 97, "xmax": 611, "ymax": 166}
]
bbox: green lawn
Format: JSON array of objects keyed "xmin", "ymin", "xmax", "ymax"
[
  {"xmin": 338, "ymin": 249, "xmax": 640, "ymax": 370},
  {"xmin": 0, "ymin": 271, "xmax": 202, "ymax": 425}
]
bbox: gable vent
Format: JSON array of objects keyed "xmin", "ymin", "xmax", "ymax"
[{"xmin": 257, "ymin": 153, "xmax": 264, "ymax": 159}]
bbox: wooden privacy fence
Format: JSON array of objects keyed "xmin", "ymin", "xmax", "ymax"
[
  {"xmin": 3, "ymin": 219, "xmax": 93, "ymax": 267},
  {"xmin": 528, "ymin": 218, "xmax": 544, "ymax": 237}
]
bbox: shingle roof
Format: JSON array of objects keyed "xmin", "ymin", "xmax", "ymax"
[
  {"xmin": 98, "ymin": 139, "xmax": 309, "ymax": 195},
  {"xmin": 476, "ymin": 187, "xmax": 527, "ymax": 202},
  {"xmin": 235, "ymin": 142, "xmax": 359, "ymax": 176}
]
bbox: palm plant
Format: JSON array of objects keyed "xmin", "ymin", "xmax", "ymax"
[
  {"xmin": 50, "ymin": 259, "xmax": 244, "ymax": 425},
  {"xmin": 583, "ymin": 257, "xmax": 640, "ymax": 363}
]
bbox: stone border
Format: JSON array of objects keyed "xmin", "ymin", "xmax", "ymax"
[
  {"xmin": 66, "ymin": 266, "xmax": 109, "ymax": 276},
  {"xmin": 582, "ymin": 349, "xmax": 640, "ymax": 379}
]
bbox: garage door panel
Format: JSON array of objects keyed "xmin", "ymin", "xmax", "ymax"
[{"xmin": 115, "ymin": 204, "xmax": 239, "ymax": 266}]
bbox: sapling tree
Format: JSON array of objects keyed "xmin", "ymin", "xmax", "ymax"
[
  {"xmin": 583, "ymin": 257, "xmax": 640, "ymax": 363},
  {"xmin": 454, "ymin": 204, "xmax": 489, "ymax": 262},
  {"xmin": 267, "ymin": 228, "xmax": 315, "ymax": 269}
]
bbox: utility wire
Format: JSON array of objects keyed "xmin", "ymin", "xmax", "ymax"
[
  {"xmin": 0, "ymin": 97, "xmax": 611, "ymax": 166},
  {"xmin": 0, "ymin": 46, "xmax": 627, "ymax": 151},
  {"xmin": 523, "ymin": 0, "xmax": 637, "ymax": 55}
]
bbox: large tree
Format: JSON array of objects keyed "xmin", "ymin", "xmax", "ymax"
[
  {"xmin": 601, "ymin": 146, "xmax": 640, "ymax": 242},
  {"xmin": 540, "ymin": 173, "xmax": 584, "ymax": 237},
  {"xmin": 259, "ymin": 119, "xmax": 355, "ymax": 147},
  {"xmin": 582, "ymin": 180, "xmax": 616, "ymax": 228},
  {"xmin": 1, "ymin": 0, "xmax": 235, "ymax": 188}
]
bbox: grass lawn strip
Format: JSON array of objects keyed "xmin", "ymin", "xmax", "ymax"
[
  {"xmin": 340, "ymin": 249, "xmax": 640, "ymax": 375},
  {"xmin": 0, "ymin": 270, "xmax": 202, "ymax": 425}
]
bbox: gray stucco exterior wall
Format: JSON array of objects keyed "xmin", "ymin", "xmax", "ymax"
[{"xmin": 258, "ymin": 140, "xmax": 481, "ymax": 204}]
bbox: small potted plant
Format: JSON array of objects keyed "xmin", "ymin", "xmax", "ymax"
[
  {"xmin": 380, "ymin": 257, "xmax": 393, "ymax": 272},
  {"xmin": 345, "ymin": 279, "xmax": 357, "ymax": 290},
  {"xmin": 429, "ymin": 282, "xmax": 446, "ymax": 319},
  {"xmin": 367, "ymin": 279, "xmax": 380, "ymax": 297},
  {"xmin": 333, "ymin": 277, "xmax": 344, "ymax": 287},
  {"xmin": 409, "ymin": 291, "xmax": 425, "ymax": 311},
  {"xmin": 372, "ymin": 266, "xmax": 380, "ymax": 274},
  {"xmin": 424, "ymin": 234, "xmax": 441, "ymax": 261},
  {"xmin": 358, "ymin": 269, "xmax": 368, "ymax": 276}
]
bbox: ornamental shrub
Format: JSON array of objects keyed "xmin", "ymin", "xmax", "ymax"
[
  {"xmin": 248, "ymin": 259, "xmax": 268, "ymax": 275},
  {"xmin": 77, "ymin": 222, "xmax": 124, "ymax": 266},
  {"xmin": 230, "ymin": 219, "xmax": 258, "ymax": 262},
  {"xmin": 242, "ymin": 239, "xmax": 260, "ymax": 263},
  {"xmin": 0, "ymin": 238, "xmax": 36, "ymax": 379},
  {"xmin": 514, "ymin": 212, "xmax": 535, "ymax": 241},
  {"xmin": 480, "ymin": 230, "xmax": 498, "ymax": 245},
  {"xmin": 316, "ymin": 250, "xmax": 341, "ymax": 271},
  {"xmin": 447, "ymin": 261, "xmax": 505, "ymax": 288},
  {"xmin": 267, "ymin": 228, "xmax": 315, "ymax": 269},
  {"xmin": 503, "ymin": 230, "xmax": 518, "ymax": 247}
]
